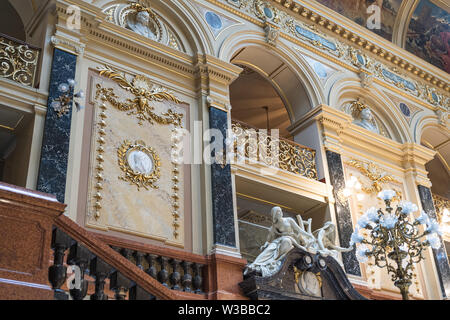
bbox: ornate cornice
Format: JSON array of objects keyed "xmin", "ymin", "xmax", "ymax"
[
  {"xmin": 268, "ymin": 0, "xmax": 449, "ymax": 93},
  {"xmin": 206, "ymin": 0, "xmax": 450, "ymax": 110}
]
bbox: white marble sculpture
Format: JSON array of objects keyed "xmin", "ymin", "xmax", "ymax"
[
  {"xmin": 244, "ymin": 207, "xmax": 315, "ymax": 277},
  {"xmin": 312, "ymin": 221, "xmax": 354, "ymax": 265},
  {"xmin": 352, "ymin": 104, "xmax": 379, "ymax": 134},
  {"xmin": 244, "ymin": 207, "xmax": 353, "ymax": 277},
  {"xmin": 126, "ymin": 10, "xmax": 157, "ymax": 40},
  {"xmin": 128, "ymin": 150, "xmax": 153, "ymax": 175}
]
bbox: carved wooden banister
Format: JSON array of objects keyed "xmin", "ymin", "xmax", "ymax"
[
  {"xmin": 95, "ymin": 234, "xmax": 208, "ymax": 296},
  {"xmin": 54, "ymin": 215, "xmax": 206, "ymax": 300}
]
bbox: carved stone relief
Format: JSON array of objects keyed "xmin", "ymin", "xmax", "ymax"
[{"xmin": 103, "ymin": 2, "xmax": 184, "ymax": 52}]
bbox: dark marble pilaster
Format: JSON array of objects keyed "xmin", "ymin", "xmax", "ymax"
[
  {"xmin": 418, "ymin": 185, "xmax": 450, "ymax": 298},
  {"xmin": 209, "ymin": 107, "xmax": 236, "ymax": 247},
  {"xmin": 326, "ymin": 150, "xmax": 361, "ymax": 276},
  {"xmin": 37, "ymin": 49, "xmax": 77, "ymax": 203}
]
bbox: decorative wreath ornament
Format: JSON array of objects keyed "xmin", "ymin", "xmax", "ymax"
[{"xmin": 117, "ymin": 140, "xmax": 161, "ymax": 190}]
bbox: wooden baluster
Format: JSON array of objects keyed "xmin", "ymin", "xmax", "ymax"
[
  {"xmin": 157, "ymin": 256, "xmax": 169, "ymax": 287},
  {"xmin": 67, "ymin": 243, "xmax": 90, "ymax": 300},
  {"xmin": 192, "ymin": 263, "xmax": 204, "ymax": 294},
  {"xmin": 129, "ymin": 285, "xmax": 156, "ymax": 300},
  {"xmin": 120, "ymin": 248, "xmax": 133, "ymax": 261},
  {"xmin": 110, "ymin": 271, "xmax": 131, "ymax": 300},
  {"xmin": 181, "ymin": 261, "xmax": 193, "ymax": 292},
  {"xmin": 89, "ymin": 257, "xmax": 111, "ymax": 300},
  {"xmin": 169, "ymin": 259, "xmax": 181, "ymax": 291},
  {"xmin": 49, "ymin": 228, "xmax": 72, "ymax": 300},
  {"xmin": 134, "ymin": 251, "xmax": 144, "ymax": 270},
  {"xmin": 145, "ymin": 254, "xmax": 158, "ymax": 279}
]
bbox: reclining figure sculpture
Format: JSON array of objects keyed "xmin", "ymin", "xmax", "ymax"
[{"xmin": 244, "ymin": 206, "xmax": 353, "ymax": 277}]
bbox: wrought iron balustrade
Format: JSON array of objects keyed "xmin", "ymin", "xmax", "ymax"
[
  {"xmin": 0, "ymin": 33, "xmax": 40, "ymax": 87},
  {"xmin": 231, "ymin": 120, "xmax": 318, "ymax": 180}
]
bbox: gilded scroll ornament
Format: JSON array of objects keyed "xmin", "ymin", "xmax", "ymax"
[
  {"xmin": 231, "ymin": 120, "xmax": 318, "ymax": 180},
  {"xmin": 117, "ymin": 140, "xmax": 161, "ymax": 190},
  {"xmin": 0, "ymin": 36, "xmax": 39, "ymax": 87},
  {"xmin": 97, "ymin": 66, "xmax": 183, "ymax": 126},
  {"xmin": 345, "ymin": 159, "xmax": 401, "ymax": 196},
  {"xmin": 432, "ymin": 194, "xmax": 450, "ymax": 226}
]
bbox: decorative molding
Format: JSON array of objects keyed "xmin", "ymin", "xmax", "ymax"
[
  {"xmin": 97, "ymin": 66, "xmax": 183, "ymax": 126},
  {"xmin": 103, "ymin": 1, "xmax": 184, "ymax": 52},
  {"xmin": 117, "ymin": 140, "xmax": 161, "ymax": 191},
  {"xmin": 344, "ymin": 159, "xmax": 401, "ymax": 195},
  {"xmin": 92, "ymin": 73, "xmax": 185, "ymax": 239},
  {"xmin": 50, "ymin": 35, "xmax": 85, "ymax": 55},
  {"xmin": 205, "ymin": 0, "xmax": 449, "ymax": 109}
]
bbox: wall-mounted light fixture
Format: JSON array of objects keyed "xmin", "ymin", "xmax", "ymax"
[{"xmin": 50, "ymin": 79, "xmax": 85, "ymax": 118}]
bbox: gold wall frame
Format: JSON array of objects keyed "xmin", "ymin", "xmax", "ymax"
[{"xmin": 117, "ymin": 140, "xmax": 161, "ymax": 191}]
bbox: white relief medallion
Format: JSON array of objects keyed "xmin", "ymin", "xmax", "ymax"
[{"xmin": 127, "ymin": 150, "xmax": 154, "ymax": 175}]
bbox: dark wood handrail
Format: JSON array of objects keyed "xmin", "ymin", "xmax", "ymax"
[
  {"xmin": 96, "ymin": 233, "xmax": 208, "ymax": 265},
  {"xmin": 0, "ymin": 32, "xmax": 41, "ymax": 51},
  {"xmin": 55, "ymin": 214, "xmax": 207, "ymax": 300}
]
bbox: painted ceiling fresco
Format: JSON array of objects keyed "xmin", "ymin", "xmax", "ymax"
[
  {"xmin": 314, "ymin": 0, "xmax": 403, "ymax": 41},
  {"xmin": 314, "ymin": 0, "xmax": 450, "ymax": 74},
  {"xmin": 406, "ymin": 0, "xmax": 450, "ymax": 73}
]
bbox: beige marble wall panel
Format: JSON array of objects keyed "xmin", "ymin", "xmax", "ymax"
[{"xmin": 85, "ymin": 75, "xmax": 187, "ymax": 248}]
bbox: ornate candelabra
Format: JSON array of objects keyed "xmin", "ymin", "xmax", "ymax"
[{"xmin": 350, "ymin": 189, "xmax": 442, "ymax": 300}]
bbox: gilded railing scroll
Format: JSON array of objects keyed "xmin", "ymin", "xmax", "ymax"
[
  {"xmin": 0, "ymin": 33, "xmax": 40, "ymax": 87},
  {"xmin": 231, "ymin": 120, "xmax": 318, "ymax": 180},
  {"xmin": 432, "ymin": 194, "xmax": 450, "ymax": 239}
]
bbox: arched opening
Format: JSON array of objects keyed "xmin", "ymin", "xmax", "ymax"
[
  {"xmin": 230, "ymin": 64, "xmax": 292, "ymax": 139},
  {"xmin": 228, "ymin": 46, "xmax": 327, "ymax": 262},
  {"xmin": 421, "ymin": 126, "xmax": 450, "ymax": 261},
  {"xmin": 0, "ymin": 1, "xmax": 26, "ymax": 41}
]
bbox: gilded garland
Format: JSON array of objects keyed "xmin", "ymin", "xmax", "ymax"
[
  {"xmin": 117, "ymin": 140, "xmax": 161, "ymax": 190},
  {"xmin": 97, "ymin": 66, "xmax": 183, "ymax": 126},
  {"xmin": 345, "ymin": 159, "xmax": 400, "ymax": 194}
]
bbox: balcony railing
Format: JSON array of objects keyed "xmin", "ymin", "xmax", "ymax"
[
  {"xmin": 0, "ymin": 33, "xmax": 40, "ymax": 87},
  {"xmin": 432, "ymin": 194, "xmax": 449, "ymax": 229},
  {"xmin": 230, "ymin": 120, "xmax": 318, "ymax": 180}
]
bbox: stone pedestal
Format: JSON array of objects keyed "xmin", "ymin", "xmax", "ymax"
[{"xmin": 240, "ymin": 248, "xmax": 366, "ymax": 300}]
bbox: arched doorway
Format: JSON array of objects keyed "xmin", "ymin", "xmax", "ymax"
[
  {"xmin": 227, "ymin": 45, "xmax": 327, "ymax": 262},
  {"xmin": 421, "ymin": 126, "xmax": 450, "ymax": 261}
]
